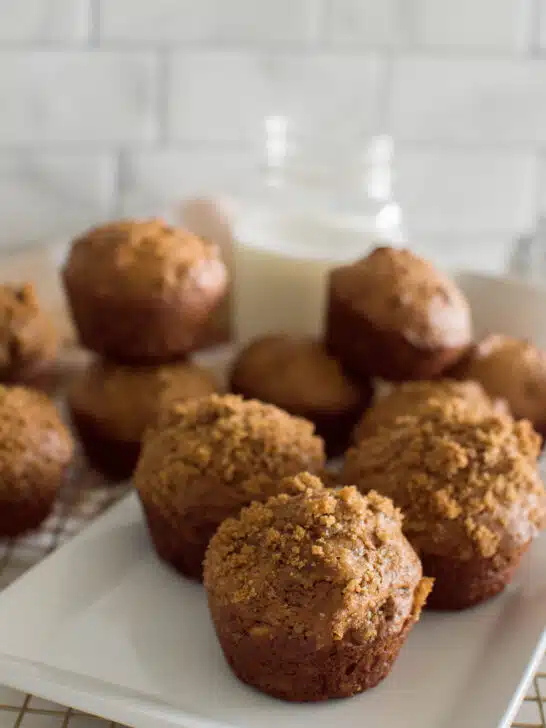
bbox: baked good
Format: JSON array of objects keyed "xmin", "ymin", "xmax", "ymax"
[
  {"xmin": 62, "ymin": 219, "xmax": 228, "ymax": 362},
  {"xmin": 326, "ymin": 246, "xmax": 472, "ymax": 381},
  {"xmin": 343, "ymin": 409, "xmax": 546, "ymax": 609},
  {"xmin": 353, "ymin": 379, "xmax": 505, "ymax": 443},
  {"xmin": 134, "ymin": 394, "xmax": 326, "ymax": 580},
  {"xmin": 0, "ymin": 386, "xmax": 73, "ymax": 537},
  {"xmin": 452, "ymin": 334, "xmax": 546, "ymax": 440},
  {"xmin": 68, "ymin": 358, "xmax": 218, "ymax": 480},
  {"xmin": 0, "ymin": 283, "xmax": 57, "ymax": 385},
  {"xmin": 204, "ymin": 473, "xmax": 432, "ymax": 701},
  {"xmin": 230, "ymin": 335, "xmax": 372, "ymax": 456}
]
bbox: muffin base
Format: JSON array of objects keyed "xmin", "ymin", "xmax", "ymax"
[
  {"xmin": 421, "ymin": 543, "xmax": 529, "ymax": 610},
  {"xmin": 70, "ymin": 407, "xmax": 140, "ymax": 482},
  {"xmin": 63, "ymin": 275, "xmax": 226, "ymax": 364},
  {"xmin": 139, "ymin": 499, "xmax": 216, "ymax": 582},
  {"xmin": 208, "ymin": 578, "xmax": 431, "ymax": 702},
  {"xmin": 326, "ymin": 289, "xmax": 468, "ymax": 382}
]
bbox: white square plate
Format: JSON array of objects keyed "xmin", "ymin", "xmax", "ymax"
[{"xmin": 0, "ymin": 271, "xmax": 543, "ymax": 728}]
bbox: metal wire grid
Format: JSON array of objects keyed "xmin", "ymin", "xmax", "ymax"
[
  {"xmin": 0, "ymin": 455, "xmax": 541, "ymax": 727},
  {"xmin": 0, "ymin": 453, "xmax": 129, "ymax": 728}
]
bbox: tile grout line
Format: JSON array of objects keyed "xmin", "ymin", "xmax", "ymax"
[{"xmin": 88, "ymin": 0, "xmax": 101, "ymax": 48}]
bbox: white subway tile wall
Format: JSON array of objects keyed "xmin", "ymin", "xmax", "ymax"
[{"xmin": 0, "ymin": 0, "xmax": 544, "ymax": 266}]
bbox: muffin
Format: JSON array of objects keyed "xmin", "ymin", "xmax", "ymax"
[
  {"xmin": 204, "ymin": 473, "xmax": 432, "ymax": 702},
  {"xmin": 343, "ymin": 410, "xmax": 546, "ymax": 609},
  {"xmin": 0, "ymin": 386, "xmax": 73, "ymax": 537},
  {"xmin": 452, "ymin": 334, "xmax": 546, "ymax": 440},
  {"xmin": 68, "ymin": 358, "xmax": 218, "ymax": 480},
  {"xmin": 62, "ymin": 219, "xmax": 228, "ymax": 362},
  {"xmin": 0, "ymin": 283, "xmax": 57, "ymax": 386},
  {"xmin": 230, "ymin": 335, "xmax": 372, "ymax": 456},
  {"xmin": 326, "ymin": 246, "xmax": 472, "ymax": 381},
  {"xmin": 353, "ymin": 379, "xmax": 505, "ymax": 444},
  {"xmin": 134, "ymin": 394, "xmax": 326, "ymax": 580}
]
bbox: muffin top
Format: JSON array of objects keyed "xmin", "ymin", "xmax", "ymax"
[
  {"xmin": 456, "ymin": 334, "xmax": 546, "ymax": 425},
  {"xmin": 204, "ymin": 473, "xmax": 431, "ymax": 649},
  {"xmin": 0, "ymin": 386, "xmax": 73, "ymax": 496},
  {"xmin": 353, "ymin": 379, "xmax": 505, "ymax": 443},
  {"xmin": 330, "ymin": 246, "xmax": 472, "ymax": 349},
  {"xmin": 344, "ymin": 409, "xmax": 546, "ymax": 561},
  {"xmin": 63, "ymin": 219, "xmax": 228, "ymax": 299},
  {"xmin": 68, "ymin": 358, "xmax": 218, "ymax": 442},
  {"xmin": 0, "ymin": 283, "xmax": 57, "ymax": 376},
  {"xmin": 135, "ymin": 394, "xmax": 325, "ymax": 514},
  {"xmin": 231, "ymin": 335, "xmax": 368, "ymax": 413}
]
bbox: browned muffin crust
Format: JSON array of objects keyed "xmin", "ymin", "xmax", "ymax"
[
  {"xmin": 204, "ymin": 474, "xmax": 432, "ymax": 702},
  {"xmin": 453, "ymin": 334, "xmax": 546, "ymax": 439},
  {"xmin": 343, "ymin": 409, "xmax": 546, "ymax": 609},
  {"xmin": 230, "ymin": 335, "xmax": 372, "ymax": 456},
  {"xmin": 0, "ymin": 283, "xmax": 57, "ymax": 384},
  {"xmin": 135, "ymin": 394, "xmax": 326, "ymax": 581},
  {"xmin": 68, "ymin": 357, "xmax": 218, "ymax": 480},
  {"xmin": 0, "ymin": 386, "xmax": 74, "ymax": 536},
  {"xmin": 62, "ymin": 219, "xmax": 228, "ymax": 362},
  {"xmin": 326, "ymin": 246, "xmax": 472, "ymax": 381},
  {"xmin": 353, "ymin": 378, "xmax": 506, "ymax": 443}
]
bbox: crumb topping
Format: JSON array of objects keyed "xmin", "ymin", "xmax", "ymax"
[
  {"xmin": 0, "ymin": 386, "xmax": 73, "ymax": 497},
  {"xmin": 353, "ymin": 379, "xmax": 506, "ymax": 442},
  {"xmin": 344, "ymin": 409, "xmax": 546, "ymax": 559},
  {"xmin": 0, "ymin": 283, "xmax": 57, "ymax": 374},
  {"xmin": 331, "ymin": 246, "xmax": 472, "ymax": 348},
  {"xmin": 135, "ymin": 394, "xmax": 325, "ymax": 517},
  {"xmin": 64, "ymin": 218, "xmax": 227, "ymax": 298},
  {"xmin": 204, "ymin": 476, "xmax": 428, "ymax": 646}
]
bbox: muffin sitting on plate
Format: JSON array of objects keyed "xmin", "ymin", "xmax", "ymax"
[
  {"xmin": 230, "ymin": 334, "xmax": 371, "ymax": 456},
  {"xmin": 353, "ymin": 379, "xmax": 506, "ymax": 444},
  {"xmin": 452, "ymin": 334, "xmax": 546, "ymax": 441},
  {"xmin": 204, "ymin": 473, "xmax": 432, "ymax": 701},
  {"xmin": 343, "ymin": 405, "xmax": 546, "ymax": 609},
  {"xmin": 134, "ymin": 394, "xmax": 325, "ymax": 581},
  {"xmin": 326, "ymin": 246, "xmax": 473, "ymax": 381}
]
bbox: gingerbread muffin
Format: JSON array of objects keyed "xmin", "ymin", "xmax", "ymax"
[
  {"xmin": 62, "ymin": 219, "xmax": 228, "ymax": 362},
  {"xmin": 230, "ymin": 335, "xmax": 372, "ymax": 456},
  {"xmin": 0, "ymin": 386, "xmax": 73, "ymax": 537},
  {"xmin": 0, "ymin": 283, "xmax": 57, "ymax": 386},
  {"xmin": 204, "ymin": 473, "xmax": 432, "ymax": 702},
  {"xmin": 353, "ymin": 379, "xmax": 505, "ymax": 444},
  {"xmin": 343, "ymin": 410, "xmax": 546, "ymax": 609},
  {"xmin": 453, "ymin": 334, "xmax": 546, "ymax": 440},
  {"xmin": 134, "ymin": 394, "xmax": 326, "ymax": 580},
  {"xmin": 68, "ymin": 358, "xmax": 218, "ymax": 480},
  {"xmin": 326, "ymin": 246, "xmax": 472, "ymax": 381}
]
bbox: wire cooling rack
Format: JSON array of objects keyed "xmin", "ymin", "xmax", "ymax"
[{"xmin": 0, "ymin": 457, "xmax": 542, "ymax": 727}]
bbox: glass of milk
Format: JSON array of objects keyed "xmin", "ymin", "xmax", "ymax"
[{"xmin": 231, "ymin": 118, "xmax": 405, "ymax": 342}]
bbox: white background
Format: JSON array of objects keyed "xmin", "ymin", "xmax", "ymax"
[{"xmin": 1, "ymin": 0, "xmax": 546, "ymax": 270}]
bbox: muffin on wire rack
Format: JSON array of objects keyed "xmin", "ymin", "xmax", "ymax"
[
  {"xmin": 68, "ymin": 357, "xmax": 219, "ymax": 480},
  {"xmin": 62, "ymin": 219, "xmax": 228, "ymax": 363},
  {"xmin": 0, "ymin": 386, "xmax": 74, "ymax": 537}
]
